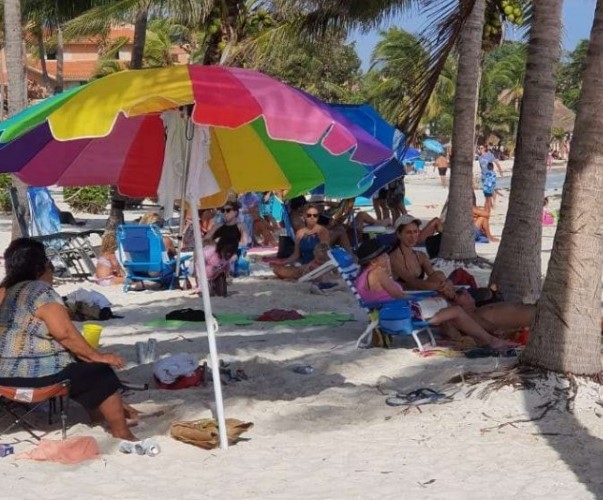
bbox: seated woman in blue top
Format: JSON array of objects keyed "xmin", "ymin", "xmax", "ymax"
[
  {"xmin": 355, "ymin": 239, "xmax": 517, "ymax": 349},
  {"xmin": 0, "ymin": 238, "xmax": 139, "ymax": 441},
  {"xmin": 271, "ymin": 203, "xmax": 330, "ymax": 280}
]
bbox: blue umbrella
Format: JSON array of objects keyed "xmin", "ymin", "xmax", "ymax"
[
  {"xmin": 329, "ymin": 104, "xmax": 420, "ymax": 197},
  {"xmin": 422, "ymin": 137, "xmax": 445, "ymax": 155}
]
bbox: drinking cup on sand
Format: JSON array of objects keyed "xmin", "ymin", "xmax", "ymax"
[{"xmin": 82, "ymin": 323, "xmax": 103, "ymax": 348}]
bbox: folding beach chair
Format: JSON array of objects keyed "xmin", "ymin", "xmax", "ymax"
[
  {"xmin": 117, "ymin": 224, "xmax": 192, "ymax": 292},
  {"xmin": 0, "ymin": 380, "xmax": 70, "ymax": 440},
  {"xmin": 327, "ymin": 246, "xmax": 438, "ymax": 350},
  {"xmin": 12, "ymin": 187, "xmax": 102, "ymax": 279}
]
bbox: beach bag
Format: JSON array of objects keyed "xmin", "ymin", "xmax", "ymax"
[
  {"xmin": 165, "ymin": 308, "xmax": 206, "ymax": 322},
  {"xmin": 210, "ymin": 273, "xmax": 228, "ymax": 297},
  {"xmin": 447, "ymin": 268, "xmax": 478, "ymax": 289},
  {"xmin": 170, "ymin": 418, "xmax": 253, "ymax": 450}
]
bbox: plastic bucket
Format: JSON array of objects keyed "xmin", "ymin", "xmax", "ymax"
[{"xmin": 82, "ymin": 323, "xmax": 103, "ymax": 348}]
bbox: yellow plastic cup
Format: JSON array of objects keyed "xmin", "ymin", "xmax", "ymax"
[{"xmin": 82, "ymin": 323, "xmax": 103, "ymax": 348}]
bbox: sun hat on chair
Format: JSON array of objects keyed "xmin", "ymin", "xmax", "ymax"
[
  {"xmin": 357, "ymin": 239, "xmax": 389, "ymax": 265},
  {"xmin": 394, "ymin": 214, "xmax": 422, "ymax": 230}
]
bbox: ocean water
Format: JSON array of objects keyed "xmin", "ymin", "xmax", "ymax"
[{"xmin": 497, "ymin": 171, "xmax": 566, "ymax": 192}]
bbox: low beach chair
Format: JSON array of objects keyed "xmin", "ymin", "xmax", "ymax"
[
  {"xmin": 117, "ymin": 224, "xmax": 192, "ymax": 292},
  {"xmin": 0, "ymin": 380, "xmax": 70, "ymax": 440},
  {"xmin": 328, "ymin": 246, "xmax": 438, "ymax": 350}
]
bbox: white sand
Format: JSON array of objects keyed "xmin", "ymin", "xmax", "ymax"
[{"xmin": 1, "ymin": 166, "xmax": 600, "ymax": 500}]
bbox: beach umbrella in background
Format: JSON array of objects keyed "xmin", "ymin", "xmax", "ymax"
[
  {"xmin": 0, "ymin": 65, "xmax": 392, "ymax": 449},
  {"xmin": 422, "ymin": 137, "xmax": 446, "ymax": 155},
  {"xmin": 329, "ymin": 104, "xmax": 421, "ymax": 197}
]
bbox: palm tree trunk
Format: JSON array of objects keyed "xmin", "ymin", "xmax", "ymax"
[
  {"xmin": 35, "ymin": 28, "xmax": 52, "ymax": 93},
  {"xmin": 489, "ymin": 0, "xmax": 563, "ymax": 302},
  {"xmin": 438, "ymin": 0, "xmax": 485, "ymax": 260},
  {"xmin": 4, "ymin": 0, "xmax": 30, "ymax": 238},
  {"xmin": 55, "ymin": 25, "xmax": 64, "ymax": 93},
  {"xmin": 130, "ymin": 7, "xmax": 149, "ymax": 69},
  {"xmin": 521, "ymin": 0, "xmax": 603, "ymax": 375}
]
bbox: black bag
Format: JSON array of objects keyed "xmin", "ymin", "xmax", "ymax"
[
  {"xmin": 165, "ymin": 308, "xmax": 206, "ymax": 322},
  {"xmin": 211, "ymin": 273, "xmax": 228, "ymax": 297},
  {"xmin": 277, "ymin": 235, "xmax": 295, "ymax": 259}
]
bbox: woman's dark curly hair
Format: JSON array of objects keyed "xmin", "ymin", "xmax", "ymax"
[{"xmin": 1, "ymin": 238, "xmax": 49, "ymax": 289}]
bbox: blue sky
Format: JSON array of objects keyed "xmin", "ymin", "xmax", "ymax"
[{"xmin": 351, "ymin": 0, "xmax": 596, "ymax": 71}]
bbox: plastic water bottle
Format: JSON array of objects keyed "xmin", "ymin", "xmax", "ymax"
[{"xmin": 141, "ymin": 438, "xmax": 161, "ymax": 457}]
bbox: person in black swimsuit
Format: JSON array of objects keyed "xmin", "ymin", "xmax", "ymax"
[
  {"xmin": 204, "ymin": 201, "xmax": 249, "ymax": 248},
  {"xmin": 388, "ymin": 214, "xmax": 456, "ymax": 299}
]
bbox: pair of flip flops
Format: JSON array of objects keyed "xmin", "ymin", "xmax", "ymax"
[{"xmin": 385, "ymin": 387, "xmax": 454, "ymax": 407}]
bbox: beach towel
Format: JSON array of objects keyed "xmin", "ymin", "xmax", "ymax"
[
  {"xmin": 146, "ymin": 312, "xmax": 354, "ymax": 328},
  {"xmin": 17, "ymin": 437, "xmax": 100, "ymax": 464}
]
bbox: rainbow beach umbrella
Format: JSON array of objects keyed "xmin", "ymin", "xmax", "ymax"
[
  {"xmin": 0, "ymin": 64, "xmax": 392, "ymax": 450},
  {"xmin": 0, "ymin": 65, "xmax": 391, "ymax": 204}
]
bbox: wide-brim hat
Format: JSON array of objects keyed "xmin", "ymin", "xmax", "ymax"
[
  {"xmin": 394, "ymin": 214, "xmax": 422, "ymax": 230},
  {"xmin": 357, "ymin": 239, "xmax": 389, "ymax": 265}
]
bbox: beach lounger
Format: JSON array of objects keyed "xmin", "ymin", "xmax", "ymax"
[{"xmin": 328, "ymin": 246, "xmax": 438, "ymax": 350}]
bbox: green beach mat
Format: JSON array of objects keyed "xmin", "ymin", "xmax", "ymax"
[{"xmin": 145, "ymin": 312, "xmax": 354, "ymax": 328}]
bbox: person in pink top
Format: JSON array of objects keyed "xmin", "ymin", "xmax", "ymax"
[{"xmin": 354, "ymin": 240, "xmax": 517, "ymax": 349}]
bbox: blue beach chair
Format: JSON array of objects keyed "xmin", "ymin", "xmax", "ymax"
[
  {"xmin": 117, "ymin": 224, "xmax": 192, "ymax": 292},
  {"xmin": 327, "ymin": 246, "xmax": 438, "ymax": 350}
]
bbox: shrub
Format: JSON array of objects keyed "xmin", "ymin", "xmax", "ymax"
[
  {"xmin": 0, "ymin": 174, "xmax": 13, "ymax": 212},
  {"xmin": 63, "ymin": 186, "xmax": 110, "ymax": 214}
]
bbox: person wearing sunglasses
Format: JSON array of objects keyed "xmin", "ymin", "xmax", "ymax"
[
  {"xmin": 204, "ymin": 201, "xmax": 250, "ymax": 250},
  {"xmin": 271, "ymin": 203, "xmax": 330, "ymax": 280}
]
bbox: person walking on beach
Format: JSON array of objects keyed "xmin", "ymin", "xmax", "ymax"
[{"xmin": 433, "ymin": 153, "xmax": 449, "ymax": 187}]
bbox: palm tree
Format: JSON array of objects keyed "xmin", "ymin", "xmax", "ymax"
[
  {"xmin": 521, "ymin": 0, "xmax": 603, "ymax": 375},
  {"xmin": 489, "ymin": 0, "xmax": 564, "ymax": 303},
  {"xmin": 437, "ymin": 0, "xmax": 486, "ymax": 260},
  {"xmin": 4, "ymin": 0, "xmax": 29, "ymax": 238}
]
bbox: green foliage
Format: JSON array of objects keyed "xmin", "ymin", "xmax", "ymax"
[
  {"xmin": 251, "ymin": 32, "xmax": 363, "ymax": 103},
  {"xmin": 63, "ymin": 186, "xmax": 109, "ymax": 214},
  {"xmin": 556, "ymin": 39, "xmax": 588, "ymax": 112},
  {"xmin": 0, "ymin": 174, "xmax": 13, "ymax": 212}
]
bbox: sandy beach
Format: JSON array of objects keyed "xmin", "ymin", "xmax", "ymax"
[{"xmin": 1, "ymin": 162, "xmax": 601, "ymax": 500}]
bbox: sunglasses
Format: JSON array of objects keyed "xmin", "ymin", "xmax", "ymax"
[
  {"xmin": 220, "ymin": 207, "xmax": 234, "ymax": 213},
  {"xmin": 305, "ymin": 213, "xmax": 319, "ymax": 218}
]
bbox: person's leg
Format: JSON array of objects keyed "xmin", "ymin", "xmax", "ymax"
[
  {"xmin": 97, "ymin": 392, "xmax": 138, "ymax": 441},
  {"xmin": 475, "ymin": 303, "xmax": 536, "ymax": 333},
  {"xmin": 475, "ymin": 216, "xmax": 499, "ymax": 242},
  {"xmin": 372, "ymin": 198, "xmax": 384, "ymax": 220},
  {"xmin": 329, "ymin": 224, "xmax": 354, "ymax": 252},
  {"xmin": 430, "ymin": 306, "xmax": 517, "ymax": 348},
  {"xmin": 271, "ymin": 264, "xmax": 305, "ymax": 280}
]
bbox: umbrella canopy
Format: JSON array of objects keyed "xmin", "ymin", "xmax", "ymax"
[
  {"xmin": 422, "ymin": 137, "xmax": 445, "ymax": 155},
  {"xmin": 0, "ymin": 65, "xmax": 392, "ymax": 202},
  {"xmin": 329, "ymin": 104, "xmax": 420, "ymax": 197}
]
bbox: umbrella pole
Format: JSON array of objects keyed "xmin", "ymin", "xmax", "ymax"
[
  {"xmin": 173, "ymin": 114, "xmax": 194, "ymax": 286},
  {"xmin": 189, "ymin": 200, "xmax": 228, "ymax": 450}
]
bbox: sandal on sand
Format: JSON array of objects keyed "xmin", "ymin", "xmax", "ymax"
[
  {"xmin": 464, "ymin": 347, "xmax": 521, "ymax": 358},
  {"xmin": 385, "ymin": 388, "xmax": 453, "ymax": 407}
]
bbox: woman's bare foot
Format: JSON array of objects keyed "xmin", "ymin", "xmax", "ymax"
[{"xmin": 489, "ymin": 338, "xmax": 520, "ymax": 350}]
